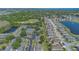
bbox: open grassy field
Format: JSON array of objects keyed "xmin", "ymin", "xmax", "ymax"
[
  {"xmin": 72, "ymin": 17, "xmax": 79, "ymax": 23},
  {"xmin": 15, "ymin": 19, "xmax": 39, "ymax": 24},
  {"xmin": 0, "ymin": 20, "xmax": 11, "ymax": 33},
  {"xmin": 0, "ymin": 20, "xmax": 10, "ymax": 28}
]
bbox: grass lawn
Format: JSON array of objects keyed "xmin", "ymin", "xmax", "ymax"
[
  {"xmin": 12, "ymin": 38, "xmax": 21, "ymax": 49},
  {"xmin": 0, "ymin": 44, "xmax": 6, "ymax": 50},
  {"xmin": 42, "ymin": 41, "xmax": 49, "ymax": 51},
  {"xmin": 0, "ymin": 20, "xmax": 10, "ymax": 28},
  {"xmin": 15, "ymin": 19, "xmax": 39, "ymax": 24},
  {"xmin": 0, "ymin": 20, "xmax": 11, "ymax": 33},
  {"xmin": 72, "ymin": 18, "xmax": 79, "ymax": 23},
  {"xmin": 32, "ymin": 40, "xmax": 37, "ymax": 48}
]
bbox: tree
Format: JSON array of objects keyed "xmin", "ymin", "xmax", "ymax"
[
  {"xmin": 6, "ymin": 34, "xmax": 15, "ymax": 41},
  {"xmin": 1, "ymin": 45, "xmax": 6, "ymax": 50},
  {"xmin": 0, "ymin": 27, "xmax": 6, "ymax": 33},
  {"xmin": 39, "ymin": 35, "xmax": 45, "ymax": 44},
  {"xmin": 12, "ymin": 38, "xmax": 21, "ymax": 49},
  {"xmin": 20, "ymin": 28, "xmax": 26, "ymax": 37},
  {"xmin": 4, "ymin": 34, "xmax": 15, "ymax": 43},
  {"xmin": 48, "ymin": 43, "xmax": 52, "ymax": 51}
]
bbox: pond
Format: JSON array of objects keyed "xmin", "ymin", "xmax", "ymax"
[
  {"xmin": 61, "ymin": 21, "xmax": 79, "ymax": 35},
  {"xmin": 4, "ymin": 27, "xmax": 17, "ymax": 33}
]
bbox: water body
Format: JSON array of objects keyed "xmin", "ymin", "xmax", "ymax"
[
  {"xmin": 61, "ymin": 21, "xmax": 79, "ymax": 35},
  {"xmin": 0, "ymin": 8, "xmax": 79, "ymax": 11},
  {"xmin": 4, "ymin": 27, "xmax": 17, "ymax": 33}
]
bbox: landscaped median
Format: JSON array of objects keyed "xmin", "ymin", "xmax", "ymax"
[{"xmin": 39, "ymin": 18, "xmax": 52, "ymax": 51}]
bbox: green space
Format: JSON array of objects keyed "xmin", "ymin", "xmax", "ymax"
[
  {"xmin": 4, "ymin": 34, "xmax": 15, "ymax": 43},
  {"xmin": 0, "ymin": 44, "xmax": 6, "ymax": 50},
  {"xmin": 12, "ymin": 37, "xmax": 21, "ymax": 49},
  {"xmin": 39, "ymin": 18, "xmax": 52, "ymax": 51},
  {"xmin": 20, "ymin": 28, "xmax": 26, "ymax": 37},
  {"xmin": 16, "ymin": 19, "xmax": 39, "ymax": 24},
  {"xmin": 0, "ymin": 20, "xmax": 11, "ymax": 33},
  {"xmin": 22, "ymin": 38, "xmax": 29, "ymax": 48},
  {"xmin": 1, "ymin": 10, "xmax": 79, "ymax": 51},
  {"xmin": 32, "ymin": 40, "xmax": 37, "ymax": 48}
]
